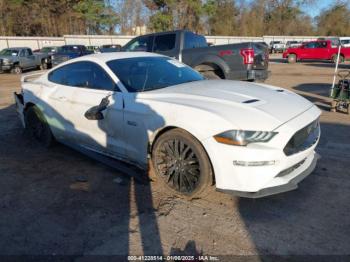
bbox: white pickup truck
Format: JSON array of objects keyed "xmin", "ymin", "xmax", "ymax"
[{"xmin": 269, "ymin": 41, "xmax": 286, "ymax": 53}]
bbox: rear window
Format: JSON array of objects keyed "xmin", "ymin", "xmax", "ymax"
[{"xmin": 153, "ymin": 34, "xmax": 176, "ymax": 52}]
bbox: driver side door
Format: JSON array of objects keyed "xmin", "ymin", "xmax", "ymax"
[{"xmin": 67, "ymin": 61, "xmax": 126, "ymax": 157}]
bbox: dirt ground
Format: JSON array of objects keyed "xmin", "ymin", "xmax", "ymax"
[{"xmin": 0, "ymin": 57, "xmax": 349, "ymax": 259}]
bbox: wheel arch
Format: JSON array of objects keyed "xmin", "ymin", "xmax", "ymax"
[
  {"xmin": 149, "ymin": 125, "xmax": 216, "ymax": 185},
  {"xmin": 194, "ymin": 62, "xmax": 225, "ymax": 79}
]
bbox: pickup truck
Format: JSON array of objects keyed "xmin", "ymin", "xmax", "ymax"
[
  {"xmin": 283, "ymin": 40, "xmax": 350, "ymax": 63},
  {"xmin": 122, "ymin": 30, "xmax": 269, "ymax": 81},
  {"xmin": 269, "ymin": 41, "xmax": 286, "ymax": 53},
  {"xmin": 0, "ymin": 47, "xmax": 51, "ymax": 74},
  {"xmin": 51, "ymin": 45, "xmax": 92, "ymax": 66}
]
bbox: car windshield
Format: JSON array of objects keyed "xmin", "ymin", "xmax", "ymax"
[
  {"xmin": 0, "ymin": 49, "xmax": 19, "ymax": 56},
  {"xmin": 107, "ymin": 57, "xmax": 204, "ymax": 92},
  {"xmin": 57, "ymin": 46, "xmax": 81, "ymax": 53}
]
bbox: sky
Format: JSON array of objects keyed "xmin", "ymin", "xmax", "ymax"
[{"xmin": 302, "ymin": 0, "xmax": 334, "ymax": 18}]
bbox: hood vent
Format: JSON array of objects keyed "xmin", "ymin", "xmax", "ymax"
[
  {"xmin": 276, "ymin": 89, "xmax": 284, "ymax": 92},
  {"xmin": 242, "ymin": 99, "xmax": 260, "ymax": 104}
]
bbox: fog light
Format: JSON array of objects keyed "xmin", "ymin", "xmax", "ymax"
[{"xmin": 233, "ymin": 160, "xmax": 276, "ymax": 166}]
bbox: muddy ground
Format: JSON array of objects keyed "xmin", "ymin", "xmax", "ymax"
[{"xmin": 0, "ymin": 57, "xmax": 349, "ymax": 259}]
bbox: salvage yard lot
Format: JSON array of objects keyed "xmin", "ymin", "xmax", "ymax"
[{"xmin": 0, "ymin": 59, "xmax": 350, "ymax": 256}]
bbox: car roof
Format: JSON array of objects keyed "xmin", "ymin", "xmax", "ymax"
[
  {"xmin": 55, "ymin": 52, "xmax": 165, "ymax": 67},
  {"xmin": 4, "ymin": 47, "xmax": 29, "ymax": 50}
]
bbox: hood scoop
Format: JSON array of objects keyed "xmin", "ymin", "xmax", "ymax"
[{"xmin": 242, "ymin": 99, "xmax": 260, "ymax": 104}]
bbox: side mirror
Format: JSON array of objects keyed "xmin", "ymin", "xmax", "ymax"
[
  {"xmin": 84, "ymin": 96, "xmax": 110, "ymax": 120},
  {"xmin": 85, "ymin": 106, "xmax": 104, "ymax": 120}
]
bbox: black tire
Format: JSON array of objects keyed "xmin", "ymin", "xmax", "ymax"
[
  {"xmin": 152, "ymin": 128, "xmax": 213, "ymax": 198},
  {"xmin": 330, "ymin": 100, "xmax": 337, "ymax": 112},
  {"xmin": 40, "ymin": 61, "xmax": 48, "ymax": 70},
  {"xmin": 11, "ymin": 65, "xmax": 22, "ymax": 74},
  {"xmin": 288, "ymin": 54, "xmax": 297, "ymax": 63},
  {"xmin": 25, "ymin": 106, "xmax": 54, "ymax": 148},
  {"xmin": 201, "ymin": 70, "xmax": 221, "ymax": 80},
  {"xmin": 332, "ymin": 55, "xmax": 344, "ymax": 64}
]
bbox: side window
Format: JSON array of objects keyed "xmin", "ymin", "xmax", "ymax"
[
  {"xmin": 27, "ymin": 49, "xmax": 33, "ymax": 55},
  {"xmin": 49, "ymin": 62, "xmax": 116, "ymax": 91},
  {"xmin": 20, "ymin": 50, "xmax": 26, "ymax": 57},
  {"xmin": 48, "ymin": 66, "xmax": 67, "ymax": 85},
  {"xmin": 319, "ymin": 42, "xmax": 327, "ymax": 48},
  {"xmin": 65, "ymin": 62, "xmax": 91, "ymax": 87},
  {"xmin": 305, "ymin": 42, "xmax": 316, "ymax": 49},
  {"xmin": 197, "ymin": 35, "xmax": 208, "ymax": 47},
  {"xmin": 184, "ymin": 32, "xmax": 197, "ymax": 49},
  {"xmin": 89, "ymin": 63, "xmax": 116, "ymax": 91},
  {"xmin": 124, "ymin": 36, "xmax": 153, "ymax": 52},
  {"xmin": 153, "ymin": 34, "xmax": 176, "ymax": 52}
]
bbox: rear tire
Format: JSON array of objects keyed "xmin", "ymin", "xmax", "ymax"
[
  {"xmin": 330, "ymin": 100, "xmax": 337, "ymax": 112},
  {"xmin": 201, "ymin": 70, "xmax": 221, "ymax": 80},
  {"xmin": 152, "ymin": 128, "xmax": 213, "ymax": 198},
  {"xmin": 332, "ymin": 55, "xmax": 344, "ymax": 64},
  {"xmin": 287, "ymin": 54, "xmax": 297, "ymax": 63},
  {"xmin": 25, "ymin": 106, "xmax": 54, "ymax": 148}
]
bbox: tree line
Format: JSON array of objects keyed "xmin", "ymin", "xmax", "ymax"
[{"xmin": 0, "ymin": 0, "xmax": 349, "ymax": 37}]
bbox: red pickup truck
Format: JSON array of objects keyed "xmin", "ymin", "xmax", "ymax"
[{"xmin": 283, "ymin": 40, "xmax": 350, "ymax": 63}]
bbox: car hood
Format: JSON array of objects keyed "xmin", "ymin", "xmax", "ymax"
[
  {"xmin": 54, "ymin": 53, "xmax": 80, "ymax": 58},
  {"xmin": 0, "ymin": 55, "xmax": 15, "ymax": 60},
  {"xmin": 138, "ymin": 80, "xmax": 314, "ymax": 131}
]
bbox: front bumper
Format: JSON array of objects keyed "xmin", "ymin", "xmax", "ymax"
[
  {"xmin": 227, "ymin": 69, "xmax": 269, "ymax": 81},
  {"xmin": 1, "ymin": 65, "xmax": 12, "ymax": 71},
  {"xmin": 217, "ymin": 152, "xmax": 319, "ymax": 198},
  {"xmin": 202, "ymin": 105, "xmax": 321, "ymax": 198}
]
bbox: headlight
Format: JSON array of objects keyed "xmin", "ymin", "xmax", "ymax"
[
  {"xmin": 3, "ymin": 59, "xmax": 11, "ymax": 65},
  {"xmin": 214, "ymin": 130, "xmax": 277, "ymax": 146}
]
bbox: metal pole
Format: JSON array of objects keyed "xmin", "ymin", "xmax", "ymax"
[{"xmin": 331, "ymin": 44, "xmax": 342, "ymax": 89}]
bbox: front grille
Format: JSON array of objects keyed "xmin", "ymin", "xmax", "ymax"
[{"xmin": 284, "ymin": 119, "xmax": 320, "ymax": 156}]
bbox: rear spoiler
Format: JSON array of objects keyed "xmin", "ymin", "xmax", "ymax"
[{"xmin": 21, "ymin": 71, "xmax": 47, "ymax": 83}]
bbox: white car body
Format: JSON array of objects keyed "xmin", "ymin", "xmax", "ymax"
[
  {"xmin": 15, "ymin": 52, "xmax": 321, "ymax": 198},
  {"xmin": 340, "ymin": 37, "xmax": 350, "ymax": 47}
]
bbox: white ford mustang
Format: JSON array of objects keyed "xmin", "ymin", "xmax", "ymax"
[{"xmin": 14, "ymin": 52, "xmax": 321, "ymax": 198}]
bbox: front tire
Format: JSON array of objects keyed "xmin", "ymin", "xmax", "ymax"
[
  {"xmin": 152, "ymin": 128, "xmax": 212, "ymax": 198},
  {"xmin": 288, "ymin": 54, "xmax": 297, "ymax": 63},
  {"xmin": 25, "ymin": 106, "xmax": 54, "ymax": 148},
  {"xmin": 11, "ymin": 65, "xmax": 22, "ymax": 74}
]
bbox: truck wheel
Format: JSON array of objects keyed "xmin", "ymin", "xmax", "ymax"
[
  {"xmin": 287, "ymin": 54, "xmax": 297, "ymax": 63},
  {"xmin": 40, "ymin": 61, "xmax": 48, "ymax": 70},
  {"xmin": 11, "ymin": 65, "xmax": 22, "ymax": 74},
  {"xmin": 25, "ymin": 106, "xmax": 55, "ymax": 148},
  {"xmin": 152, "ymin": 128, "xmax": 213, "ymax": 198},
  {"xmin": 201, "ymin": 71, "xmax": 221, "ymax": 80},
  {"xmin": 330, "ymin": 101, "xmax": 337, "ymax": 112},
  {"xmin": 332, "ymin": 55, "xmax": 344, "ymax": 64}
]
